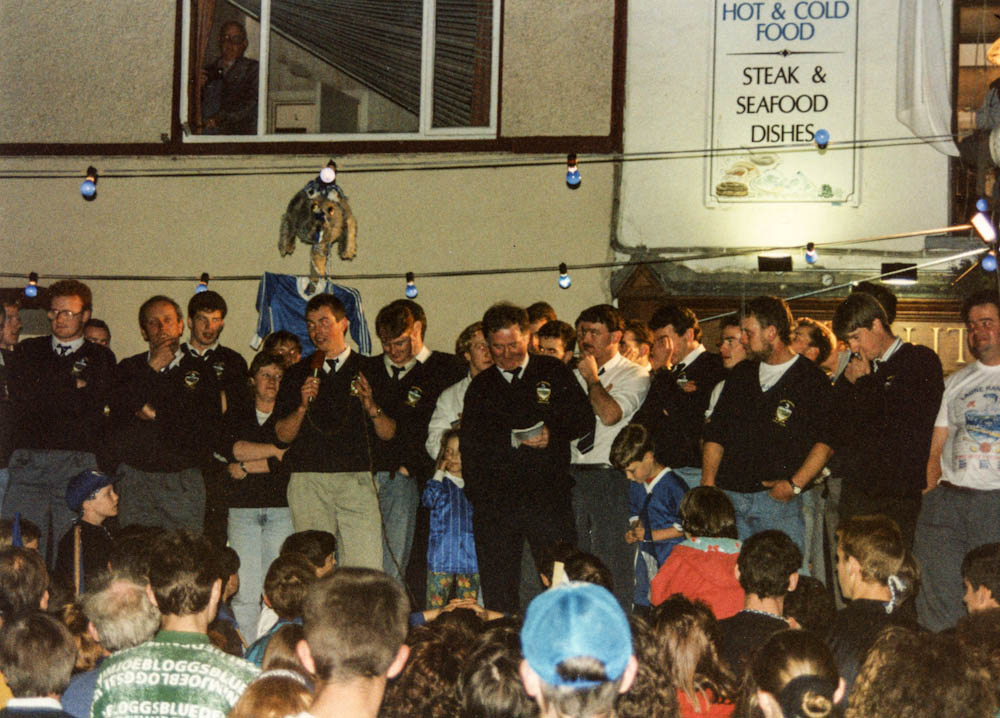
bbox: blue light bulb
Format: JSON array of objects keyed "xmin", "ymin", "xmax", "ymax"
[
  {"xmin": 814, "ymin": 129, "xmax": 830, "ymax": 149},
  {"xmin": 405, "ymin": 272, "xmax": 418, "ymax": 298},
  {"xmin": 558, "ymin": 263, "xmax": 571, "ymax": 289},
  {"xmin": 80, "ymin": 180, "xmax": 96, "ymax": 199},
  {"xmin": 805, "ymin": 243, "xmax": 818, "ymax": 265},
  {"xmin": 977, "ymin": 198, "xmax": 989, "ymax": 214},
  {"xmin": 566, "ymin": 154, "xmax": 581, "ymax": 190},
  {"xmin": 195, "ymin": 273, "xmax": 209, "ymax": 293},
  {"xmin": 983, "ymin": 253, "xmax": 998, "ymax": 273},
  {"xmin": 24, "ymin": 273, "xmax": 38, "ymax": 298}
]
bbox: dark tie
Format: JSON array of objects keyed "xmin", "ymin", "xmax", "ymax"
[
  {"xmin": 56, "ymin": 344, "xmax": 72, "ymax": 356},
  {"xmin": 504, "ymin": 368, "xmax": 521, "ymax": 383},
  {"xmin": 671, "ymin": 361, "xmax": 686, "ymax": 375},
  {"xmin": 576, "ymin": 368, "xmax": 604, "ymax": 454},
  {"xmin": 391, "ymin": 365, "xmax": 404, "ymax": 381},
  {"xmin": 326, "ymin": 358, "xmax": 339, "ymax": 372}
]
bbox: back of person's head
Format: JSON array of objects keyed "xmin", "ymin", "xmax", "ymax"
[
  {"xmin": 265, "ymin": 553, "xmax": 316, "ymax": 620},
  {"xmin": 527, "ymin": 302, "xmax": 557, "ymax": 325},
  {"xmin": 61, "ymin": 602, "xmax": 103, "ymax": 673},
  {"xmin": 227, "ymin": 669, "xmax": 313, "ymax": 718},
  {"xmin": 187, "ymin": 289, "xmax": 228, "ymax": 319},
  {"xmin": 0, "ymin": 517, "xmax": 41, "ymax": 549},
  {"xmin": 536, "ymin": 320, "xmax": 577, "ymax": 354},
  {"xmin": 616, "ymin": 615, "xmax": 680, "ymax": 718},
  {"xmin": 381, "ymin": 622, "xmax": 474, "ymax": 718},
  {"xmin": 746, "ymin": 630, "xmax": 842, "ymax": 718},
  {"xmin": 783, "ymin": 575, "xmax": 836, "ymax": 633},
  {"xmin": 483, "ymin": 303, "xmax": 529, "ymax": 336},
  {"xmin": 609, "ymin": 423, "xmax": 655, "ymax": 472},
  {"xmin": 520, "ymin": 582, "xmax": 636, "ymax": 718},
  {"xmin": 300, "ymin": 567, "xmax": 410, "ymax": 682},
  {"xmin": 0, "ymin": 611, "xmax": 77, "ymax": 698},
  {"xmin": 147, "ymin": 530, "xmax": 219, "ymax": 617},
  {"xmin": 649, "ymin": 595, "xmax": 736, "ymax": 709},
  {"xmin": 218, "ymin": 545, "xmax": 240, "ymax": 581},
  {"xmin": 648, "ymin": 304, "xmax": 701, "ymax": 342},
  {"xmin": 536, "ymin": 541, "xmax": 578, "ymax": 587},
  {"xmin": 460, "ymin": 628, "xmax": 538, "ymax": 718},
  {"xmin": 956, "ymin": 608, "xmax": 1000, "ymax": 709},
  {"xmin": 848, "ymin": 627, "xmax": 995, "ymax": 718},
  {"xmin": 737, "ymin": 531, "xmax": 801, "ymax": 599},
  {"xmin": 575, "ymin": 304, "xmax": 625, "ymax": 334},
  {"xmin": 0, "ymin": 547, "xmax": 48, "ymax": 618},
  {"xmin": 563, "ymin": 552, "xmax": 614, "ymax": 593},
  {"xmin": 833, "ymin": 292, "xmax": 891, "ymax": 341},
  {"xmin": 745, "ymin": 296, "xmax": 794, "ymax": 345},
  {"xmin": 280, "ymin": 530, "xmax": 337, "ymax": 573},
  {"xmin": 107, "ymin": 524, "xmax": 164, "ymax": 581},
  {"xmin": 679, "ymin": 486, "xmax": 738, "ymax": 540},
  {"xmin": 836, "ymin": 514, "xmax": 919, "ymax": 611},
  {"xmin": 262, "ymin": 622, "xmax": 308, "ymax": 673},
  {"xmin": 962, "ymin": 542, "xmax": 1000, "ymax": 600},
  {"xmin": 81, "ymin": 572, "xmax": 161, "ymax": 652},
  {"xmin": 851, "ymin": 281, "xmax": 898, "ymax": 324}
]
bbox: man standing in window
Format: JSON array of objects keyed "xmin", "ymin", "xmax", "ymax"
[{"xmin": 201, "ymin": 21, "xmax": 258, "ymax": 135}]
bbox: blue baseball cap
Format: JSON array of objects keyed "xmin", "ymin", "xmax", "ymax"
[
  {"xmin": 65, "ymin": 470, "xmax": 114, "ymax": 513},
  {"xmin": 520, "ymin": 581, "xmax": 633, "ymax": 688}
]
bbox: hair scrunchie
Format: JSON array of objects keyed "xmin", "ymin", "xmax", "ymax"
[
  {"xmin": 777, "ymin": 674, "xmax": 837, "ymax": 718},
  {"xmin": 250, "ymin": 668, "xmax": 314, "ymax": 691},
  {"xmin": 886, "ymin": 574, "xmax": 904, "ymax": 614}
]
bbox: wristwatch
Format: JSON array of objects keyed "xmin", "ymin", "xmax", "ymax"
[{"xmin": 789, "ymin": 480, "xmax": 803, "ymax": 495}]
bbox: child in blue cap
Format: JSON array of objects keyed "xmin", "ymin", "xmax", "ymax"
[{"xmin": 54, "ymin": 470, "xmax": 117, "ymax": 594}]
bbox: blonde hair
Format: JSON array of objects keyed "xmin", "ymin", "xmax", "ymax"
[{"xmin": 227, "ymin": 670, "xmax": 312, "ymax": 718}]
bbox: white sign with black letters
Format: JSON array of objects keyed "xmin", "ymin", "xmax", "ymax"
[{"xmin": 707, "ymin": 0, "xmax": 859, "ymax": 204}]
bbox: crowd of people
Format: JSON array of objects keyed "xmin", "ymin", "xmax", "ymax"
[{"xmin": 0, "ymin": 277, "xmax": 997, "ymax": 718}]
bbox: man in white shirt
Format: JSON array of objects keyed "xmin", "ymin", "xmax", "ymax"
[
  {"xmin": 570, "ymin": 304, "xmax": 650, "ymax": 610},
  {"xmin": 915, "ymin": 289, "xmax": 1000, "ymax": 631}
]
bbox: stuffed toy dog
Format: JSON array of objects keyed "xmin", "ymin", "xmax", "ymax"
[{"xmin": 278, "ymin": 162, "xmax": 358, "ymax": 294}]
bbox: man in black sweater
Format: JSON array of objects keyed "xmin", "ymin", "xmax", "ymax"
[
  {"xmin": 832, "ymin": 292, "xmax": 943, "ymax": 549},
  {"xmin": 109, "ymin": 295, "xmax": 222, "ymax": 532},
  {"xmin": 274, "ymin": 293, "xmax": 395, "ymax": 570},
  {"xmin": 364, "ymin": 300, "xmax": 464, "ymax": 585},
  {"xmin": 461, "ymin": 303, "xmax": 592, "ymax": 612},
  {"xmin": 702, "ymin": 296, "xmax": 834, "ymax": 555},
  {"xmin": 3, "ymin": 280, "xmax": 116, "ymax": 565},
  {"xmin": 633, "ymin": 304, "xmax": 725, "ymax": 489}
]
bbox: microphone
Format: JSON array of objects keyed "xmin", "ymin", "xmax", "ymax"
[{"xmin": 308, "ymin": 353, "xmax": 325, "ymax": 402}]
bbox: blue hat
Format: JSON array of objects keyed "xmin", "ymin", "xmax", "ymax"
[
  {"xmin": 520, "ymin": 581, "xmax": 632, "ymax": 688},
  {"xmin": 65, "ymin": 470, "xmax": 114, "ymax": 513}
]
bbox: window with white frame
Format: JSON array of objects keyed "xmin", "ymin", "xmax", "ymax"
[{"xmin": 181, "ymin": 0, "xmax": 498, "ymax": 141}]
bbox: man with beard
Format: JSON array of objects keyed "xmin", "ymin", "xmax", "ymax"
[
  {"xmin": 915, "ymin": 290, "xmax": 1000, "ymax": 631},
  {"xmin": 701, "ymin": 296, "xmax": 834, "ymax": 554}
]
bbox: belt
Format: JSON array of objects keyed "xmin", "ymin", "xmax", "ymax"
[
  {"xmin": 939, "ymin": 481, "xmax": 995, "ymax": 494},
  {"xmin": 571, "ymin": 463, "xmax": 613, "ymax": 471}
]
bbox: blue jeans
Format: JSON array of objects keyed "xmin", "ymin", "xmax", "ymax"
[
  {"xmin": 376, "ymin": 470, "xmax": 418, "ymax": 581},
  {"xmin": 227, "ymin": 507, "xmax": 295, "ymax": 639},
  {"xmin": 723, "ymin": 489, "xmax": 806, "ymax": 559},
  {"xmin": 672, "ymin": 466, "xmax": 703, "ymax": 490},
  {"xmin": 801, "ymin": 487, "xmax": 825, "ymax": 578}
]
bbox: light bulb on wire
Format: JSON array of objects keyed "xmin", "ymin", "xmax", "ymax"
[
  {"xmin": 24, "ymin": 272, "xmax": 38, "ymax": 298},
  {"xmin": 566, "ymin": 154, "xmax": 581, "ymax": 190},
  {"xmin": 319, "ymin": 161, "xmax": 337, "ymax": 184},
  {"xmin": 558, "ymin": 263, "xmax": 572, "ymax": 289},
  {"xmin": 805, "ymin": 242, "xmax": 818, "ymax": 265},
  {"xmin": 814, "ymin": 129, "xmax": 829, "ymax": 150},
  {"xmin": 405, "ymin": 272, "xmax": 418, "ymax": 298},
  {"xmin": 80, "ymin": 166, "xmax": 98, "ymax": 201},
  {"xmin": 196, "ymin": 272, "xmax": 210, "ymax": 293},
  {"xmin": 983, "ymin": 252, "xmax": 998, "ymax": 273}
]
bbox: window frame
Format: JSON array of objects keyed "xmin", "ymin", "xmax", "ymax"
[{"xmin": 179, "ymin": 0, "xmax": 501, "ymax": 143}]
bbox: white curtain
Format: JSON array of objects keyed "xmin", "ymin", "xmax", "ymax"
[{"xmin": 896, "ymin": 0, "xmax": 960, "ymax": 156}]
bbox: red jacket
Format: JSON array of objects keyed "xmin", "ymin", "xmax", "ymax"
[{"xmin": 650, "ymin": 537, "xmax": 744, "ymax": 619}]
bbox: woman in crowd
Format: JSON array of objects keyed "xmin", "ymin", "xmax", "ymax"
[{"xmin": 221, "ymin": 351, "xmax": 294, "ymax": 638}]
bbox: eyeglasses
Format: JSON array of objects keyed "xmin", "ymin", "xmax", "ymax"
[
  {"xmin": 221, "ymin": 34, "xmax": 244, "ymax": 43},
  {"xmin": 48, "ymin": 309, "xmax": 84, "ymax": 320},
  {"xmin": 257, "ymin": 372, "xmax": 283, "ymax": 382}
]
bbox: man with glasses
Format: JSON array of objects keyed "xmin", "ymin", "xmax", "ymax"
[
  {"xmin": 2, "ymin": 280, "xmax": 116, "ymax": 565},
  {"xmin": 201, "ymin": 21, "xmax": 259, "ymax": 135}
]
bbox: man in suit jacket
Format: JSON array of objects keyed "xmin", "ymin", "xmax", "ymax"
[{"xmin": 462, "ymin": 303, "xmax": 592, "ymax": 612}]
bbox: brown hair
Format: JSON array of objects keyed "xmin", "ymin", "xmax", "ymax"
[{"xmin": 836, "ymin": 515, "xmax": 919, "ymax": 609}]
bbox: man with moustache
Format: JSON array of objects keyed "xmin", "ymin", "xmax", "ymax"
[
  {"xmin": 633, "ymin": 304, "xmax": 725, "ymax": 489},
  {"xmin": 3, "ymin": 280, "xmax": 116, "ymax": 564},
  {"xmin": 110, "ymin": 296, "xmax": 223, "ymax": 531},
  {"xmin": 461, "ymin": 303, "xmax": 592, "ymax": 612},
  {"xmin": 274, "ymin": 293, "xmax": 395, "ymax": 570},
  {"xmin": 915, "ymin": 290, "xmax": 1000, "ymax": 631},
  {"xmin": 570, "ymin": 304, "xmax": 650, "ymax": 609},
  {"xmin": 702, "ymin": 296, "xmax": 834, "ymax": 554}
]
